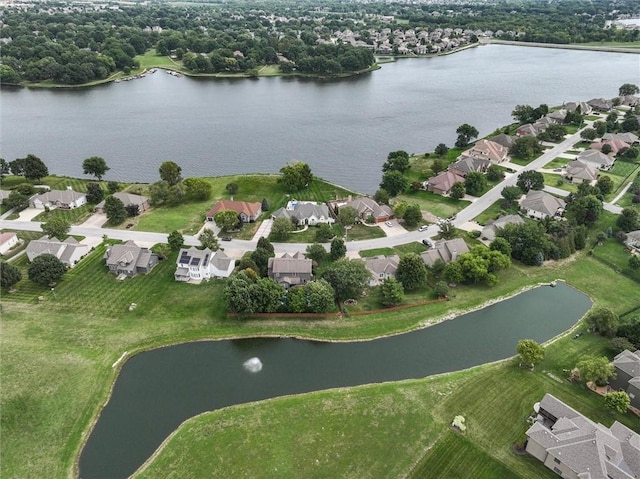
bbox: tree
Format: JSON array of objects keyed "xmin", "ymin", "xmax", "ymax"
[
  {"xmin": 516, "ymin": 339, "xmax": 544, "ymax": 369},
  {"xmin": 511, "ymin": 104, "xmax": 538, "ymax": 124},
  {"xmin": 253, "ymin": 277, "xmax": 285, "ymax": 313},
  {"xmin": 107, "ymin": 181, "xmax": 120, "ymax": 194},
  {"xmin": 393, "ymin": 201, "xmax": 408, "ymax": 220},
  {"xmin": 396, "ymin": 253, "xmax": 428, "ymax": 291},
  {"xmin": 104, "ymin": 195, "xmax": 126, "ymax": 225},
  {"xmin": 604, "ymin": 391, "xmax": 630, "ymax": 414},
  {"xmin": 538, "ymin": 124, "xmax": 567, "ymax": 142},
  {"xmin": 403, "ymin": 204, "xmax": 422, "ymax": 228},
  {"xmin": 379, "ymin": 277, "xmax": 404, "ymax": 307},
  {"xmin": 41, "ymin": 216, "xmax": 71, "ymax": 239},
  {"xmin": 616, "ymin": 207, "xmax": 639, "ymax": 232},
  {"xmin": 270, "ymin": 216, "xmax": 293, "ymax": 241},
  {"xmin": 501, "ymin": 186, "xmax": 523, "ymax": 205},
  {"xmin": 149, "ymin": 180, "xmax": 184, "ymax": 206},
  {"xmin": 250, "ymin": 247, "xmax": 273, "ymax": 277},
  {"xmin": 565, "ymin": 194, "xmax": 603, "ymax": 226},
  {"xmin": 516, "ymin": 170, "xmax": 544, "ymax": 192},
  {"xmin": 82, "ymin": 156, "xmax": 110, "ymax": 180},
  {"xmin": 630, "ymin": 255, "xmax": 640, "ymax": 270},
  {"xmin": 315, "ymin": 223, "xmax": 334, "ymax": 242},
  {"xmin": 431, "ymin": 158, "xmax": 447, "ymax": 175},
  {"xmin": 321, "ymin": 258, "xmax": 370, "ymax": 301},
  {"xmin": 619, "ymin": 83, "xmax": 639, "ymax": 96},
  {"xmin": 596, "ymin": 176, "xmax": 614, "ymax": 195},
  {"xmin": 450, "ymin": 182, "xmax": 466, "ymax": 200},
  {"xmin": 434, "ymin": 143, "xmax": 449, "ymax": 157},
  {"xmin": 256, "ymin": 237, "xmax": 274, "ymax": 255},
  {"xmin": 0, "ymin": 158, "xmax": 10, "ymax": 178},
  {"xmin": 490, "ymin": 237, "xmax": 512, "ymax": 257},
  {"xmin": 379, "ymin": 170, "xmax": 409, "ymax": 197},
  {"xmin": 577, "ymin": 356, "xmax": 616, "ymax": 386},
  {"xmin": 438, "ymin": 220, "xmax": 455, "ymax": 240},
  {"xmin": 4, "ymin": 190, "xmax": 30, "ymax": 211},
  {"xmin": 382, "ymin": 150, "xmax": 410, "ymax": 173},
  {"xmin": 225, "ymin": 182, "xmax": 239, "ymax": 195},
  {"xmin": 434, "ymin": 281, "xmax": 449, "ymax": 298},
  {"xmin": 28, "ymin": 253, "xmax": 66, "ymax": 285},
  {"xmin": 455, "ymin": 124, "xmax": 479, "ymax": 148},
  {"xmin": 486, "ymin": 165, "xmax": 504, "ymax": 182},
  {"xmin": 443, "ymin": 261, "xmax": 464, "ymax": 284},
  {"xmin": 619, "ymin": 147, "xmax": 639, "ymax": 162},
  {"xmin": 305, "ymin": 279, "xmax": 335, "ymax": 313},
  {"xmin": 584, "ymin": 307, "xmax": 619, "ymax": 337},
  {"xmin": 580, "ymin": 128, "xmax": 597, "ymax": 141},
  {"xmin": 601, "ymin": 144, "xmax": 613, "ymax": 155},
  {"xmin": 159, "ymin": 161, "xmax": 182, "ymax": 186},
  {"xmin": 374, "ymin": 189, "xmax": 390, "ymax": 205},
  {"xmin": 125, "ymin": 204, "xmax": 139, "ymax": 217},
  {"xmin": 621, "ymin": 116, "xmax": 640, "ymax": 133},
  {"xmin": 338, "ymin": 206, "xmax": 359, "ymax": 226},
  {"xmin": 224, "ymin": 271, "xmax": 258, "ymax": 315},
  {"xmin": 183, "ymin": 177, "xmax": 212, "ymax": 201},
  {"xmin": 330, "ymin": 237, "xmax": 346, "ymax": 261},
  {"xmin": 168, "ymin": 230, "xmax": 184, "ymax": 251},
  {"xmin": 13, "ymin": 154, "xmax": 48, "ymax": 182},
  {"xmin": 305, "ymin": 243, "xmax": 327, "ymax": 263},
  {"xmin": 1, "ymin": 262, "xmax": 22, "ymax": 289},
  {"xmin": 464, "ymin": 172, "xmax": 488, "ymax": 197},
  {"xmin": 278, "ymin": 161, "xmax": 313, "ymax": 192},
  {"xmin": 261, "ymin": 198, "xmax": 270, "ymax": 211},
  {"xmin": 85, "ymin": 182, "xmax": 104, "ymax": 204},
  {"xmin": 198, "ymin": 229, "xmax": 219, "ymax": 250},
  {"xmin": 509, "ymin": 136, "xmax": 543, "ymax": 161},
  {"xmin": 214, "ymin": 210, "xmax": 240, "ymax": 231}
]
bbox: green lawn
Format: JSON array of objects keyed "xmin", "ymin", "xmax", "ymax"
[
  {"xmin": 359, "ymin": 242, "xmax": 427, "ymax": 258},
  {"xmin": 32, "ymin": 204, "xmax": 93, "ymax": 224},
  {"xmin": 542, "ymin": 174, "xmax": 578, "ymax": 194},
  {"xmin": 473, "ymin": 200, "xmax": 520, "ymax": 226},
  {"xmin": 543, "ymin": 157, "xmax": 571, "ymax": 169},
  {"xmin": 396, "ymin": 190, "xmax": 470, "ymax": 219},
  {"xmin": 609, "ymin": 161, "xmax": 639, "ymax": 179},
  {"xmin": 357, "ymin": 247, "xmax": 396, "ymax": 258}
]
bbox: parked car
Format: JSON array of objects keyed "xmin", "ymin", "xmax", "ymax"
[
  {"xmin": 385, "ymin": 221, "xmax": 393, "ymax": 227},
  {"xmin": 422, "ymin": 239, "xmax": 433, "ymax": 247},
  {"xmin": 221, "ymin": 236, "xmax": 232, "ymax": 241},
  {"xmin": 418, "ymin": 225, "xmax": 428, "ymax": 232}
]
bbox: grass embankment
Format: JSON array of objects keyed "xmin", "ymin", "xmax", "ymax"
[{"xmin": 2, "ymin": 239, "xmax": 639, "ymax": 478}]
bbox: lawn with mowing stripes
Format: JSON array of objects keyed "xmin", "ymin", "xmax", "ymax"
[{"xmin": 32, "ymin": 204, "xmax": 93, "ymax": 224}]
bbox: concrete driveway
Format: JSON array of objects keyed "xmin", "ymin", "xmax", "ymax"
[
  {"xmin": 377, "ymin": 219, "xmax": 406, "ymax": 237},
  {"xmin": 16, "ymin": 208, "xmax": 43, "ymax": 221},
  {"xmin": 80, "ymin": 213, "xmax": 107, "ymax": 228}
]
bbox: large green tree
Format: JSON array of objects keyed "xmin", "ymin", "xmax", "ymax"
[
  {"xmin": 278, "ymin": 161, "xmax": 313, "ymax": 192},
  {"xmin": 509, "ymin": 136, "xmax": 543, "ymax": 161},
  {"xmin": 28, "ymin": 253, "xmax": 66, "ymax": 285},
  {"xmin": 395, "ymin": 253, "xmax": 428, "ymax": 291},
  {"xmin": 584, "ymin": 307, "xmax": 619, "ymax": 337},
  {"xmin": 168, "ymin": 230, "xmax": 184, "ymax": 251},
  {"xmin": 379, "ymin": 277, "xmax": 404, "ymax": 307},
  {"xmin": 11, "ymin": 154, "xmax": 49, "ymax": 182},
  {"xmin": 0, "ymin": 262, "xmax": 22, "ymax": 289},
  {"xmin": 604, "ymin": 391, "xmax": 630, "ymax": 414},
  {"xmin": 516, "ymin": 170, "xmax": 544, "ymax": 192},
  {"xmin": 85, "ymin": 182, "xmax": 104, "ymax": 204},
  {"xmin": 41, "ymin": 217, "xmax": 71, "ymax": 239},
  {"xmin": 382, "ymin": 150, "xmax": 410, "ymax": 173},
  {"xmin": 330, "ymin": 237, "xmax": 346, "ymax": 261},
  {"xmin": 270, "ymin": 217, "xmax": 293, "ymax": 241},
  {"xmin": 403, "ymin": 204, "xmax": 422, "ymax": 228},
  {"xmin": 198, "ymin": 229, "xmax": 219, "ymax": 251},
  {"xmin": 82, "ymin": 156, "xmax": 110, "ymax": 181},
  {"xmin": 516, "ymin": 339, "xmax": 544, "ymax": 369},
  {"xmin": 619, "ymin": 83, "xmax": 639, "ymax": 96},
  {"xmin": 379, "ymin": 170, "xmax": 409, "ymax": 197},
  {"xmin": 617, "ymin": 207, "xmax": 639, "ymax": 232},
  {"xmin": 214, "ymin": 210, "xmax": 240, "ymax": 231},
  {"xmin": 455, "ymin": 124, "xmax": 479, "ymax": 148},
  {"xmin": 577, "ymin": 356, "xmax": 616, "ymax": 386},
  {"xmin": 104, "ymin": 195, "xmax": 126, "ymax": 225},
  {"xmin": 159, "ymin": 161, "xmax": 183, "ymax": 186},
  {"xmin": 183, "ymin": 177, "xmax": 212, "ymax": 201},
  {"xmin": 464, "ymin": 172, "xmax": 488, "ymax": 197},
  {"xmin": 321, "ymin": 258, "xmax": 370, "ymax": 301}
]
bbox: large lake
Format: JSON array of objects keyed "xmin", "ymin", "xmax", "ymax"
[
  {"xmin": 78, "ymin": 282, "xmax": 591, "ymax": 479},
  {"xmin": 1, "ymin": 45, "xmax": 638, "ymax": 193}
]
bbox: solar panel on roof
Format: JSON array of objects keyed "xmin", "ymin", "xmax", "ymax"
[{"xmin": 190, "ymin": 257, "xmax": 200, "ymax": 266}]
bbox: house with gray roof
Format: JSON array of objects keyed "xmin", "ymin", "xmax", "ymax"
[
  {"xmin": 525, "ymin": 393, "xmax": 640, "ymax": 479},
  {"xmin": 174, "ymin": 247, "xmax": 235, "ymax": 282},
  {"xmin": 272, "ymin": 201, "xmax": 335, "ymax": 226},
  {"xmin": 104, "ymin": 240, "xmax": 158, "ymax": 277},
  {"xmin": 624, "ymin": 230, "xmax": 640, "ymax": 252},
  {"xmin": 577, "ymin": 149, "xmax": 615, "ymax": 171},
  {"xmin": 343, "ymin": 197, "xmax": 394, "ymax": 223},
  {"xmin": 26, "ymin": 236, "xmax": 89, "ymax": 267},
  {"xmin": 267, "ymin": 252, "xmax": 313, "ymax": 288},
  {"xmin": 610, "ymin": 349, "xmax": 640, "ymax": 409},
  {"xmin": 448, "ymin": 156, "xmax": 490, "ymax": 177},
  {"xmin": 425, "ymin": 170, "xmax": 465, "ymax": 196},
  {"xmin": 516, "ymin": 123, "xmax": 542, "ymax": 137},
  {"xmin": 489, "ymin": 133, "xmax": 516, "ymax": 149},
  {"xmin": 460, "ymin": 139, "xmax": 509, "ymax": 164},
  {"xmin": 603, "ymin": 132, "xmax": 639, "ymax": 145},
  {"xmin": 481, "ymin": 214, "xmax": 524, "ymax": 241},
  {"xmin": 30, "ymin": 187, "xmax": 87, "ymax": 210},
  {"xmin": 587, "ymin": 97, "xmax": 614, "ymax": 112},
  {"xmin": 564, "ymin": 160, "xmax": 599, "ymax": 184},
  {"xmin": 420, "ymin": 238, "xmax": 469, "ymax": 267},
  {"xmin": 364, "ymin": 255, "xmax": 399, "ymax": 286},
  {"xmin": 563, "ymin": 101, "xmax": 592, "ymax": 115},
  {"xmin": 520, "ymin": 190, "xmax": 565, "ymax": 220},
  {"xmin": 95, "ymin": 192, "xmax": 150, "ymax": 214}
]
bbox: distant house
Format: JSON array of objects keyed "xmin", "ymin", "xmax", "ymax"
[
  {"xmin": 0, "ymin": 232, "xmax": 19, "ymax": 255},
  {"xmin": 364, "ymin": 255, "xmax": 399, "ymax": 286},
  {"xmin": 272, "ymin": 201, "xmax": 335, "ymax": 226},
  {"xmin": 426, "ymin": 170, "xmax": 465, "ymax": 196},
  {"xmin": 480, "ymin": 214, "xmax": 524, "ymax": 241},
  {"xmin": 525, "ymin": 393, "xmax": 640, "ymax": 479},
  {"xmin": 587, "ymin": 97, "xmax": 613, "ymax": 112},
  {"xmin": 591, "ymin": 138, "xmax": 630, "ymax": 155},
  {"xmin": 624, "ymin": 230, "xmax": 640, "ymax": 252},
  {"xmin": 343, "ymin": 197, "xmax": 394, "ymax": 223},
  {"xmin": 30, "ymin": 187, "xmax": 87, "ymax": 210},
  {"xmin": 267, "ymin": 252, "xmax": 313, "ymax": 288},
  {"xmin": 460, "ymin": 139, "xmax": 509, "ymax": 164},
  {"xmin": 420, "ymin": 238, "xmax": 469, "ymax": 267},
  {"xmin": 610, "ymin": 349, "xmax": 640, "ymax": 410},
  {"xmin": 489, "ymin": 133, "xmax": 516, "ymax": 150},
  {"xmin": 618, "ymin": 95, "xmax": 640, "ymax": 108},
  {"xmin": 546, "ymin": 109, "xmax": 567, "ymax": 123},
  {"xmin": 576, "ymin": 149, "xmax": 615, "ymax": 171},
  {"xmin": 520, "ymin": 190, "xmax": 565, "ymax": 220},
  {"xmin": 26, "ymin": 236, "xmax": 89, "ymax": 267},
  {"xmin": 206, "ymin": 200, "xmax": 262, "ymax": 223},
  {"xmin": 104, "ymin": 240, "xmax": 158, "ymax": 276},
  {"xmin": 603, "ymin": 132, "xmax": 639, "ymax": 145},
  {"xmin": 563, "ymin": 101, "xmax": 592, "ymax": 115},
  {"xmin": 95, "ymin": 192, "xmax": 150, "ymax": 214},
  {"xmin": 516, "ymin": 123, "xmax": 541, "ymax": 137},
  {"xmin": 564, "ymin": 160, "xmax": 599, "ymax": 184},
  {"xmin": 448, "ymin": 156, "xmax": 490, "ymax": 177},
  {"xmin": 174, "ymin": 247, "xmax": 235, "ymax": 282}
]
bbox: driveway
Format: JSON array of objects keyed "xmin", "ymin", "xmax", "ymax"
[
  {"xmin": 80, "ymin": 213, "xmax": 107, "ymax": 228},
  {"xmin": 377, "ymin": 219, "xmax": 406, "ymax": 237},
  {"xmin": 16, "ymin": 208, "xmax": 42, "ymax": 221},
  {"xmin": 252, "ymin": 219, "xmax": 272, "ymax": 241}
]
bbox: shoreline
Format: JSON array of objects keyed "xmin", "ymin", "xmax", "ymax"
[{"xmin": 479, "ymin": 37, "xmax": 640, "ymax": 54}]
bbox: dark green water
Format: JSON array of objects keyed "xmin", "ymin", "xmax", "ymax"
[{"xmin": 79, "ymin": 282, "xmax": 591, "ymax": 478}]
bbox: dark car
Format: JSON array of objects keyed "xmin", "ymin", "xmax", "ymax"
[
  {"xmin": 422, "ymin": 239, "xmax": 432, "ymax": 247},
  {"xmin": 221, "ymin": 236, "xmax": 232, "ymax": 241}
]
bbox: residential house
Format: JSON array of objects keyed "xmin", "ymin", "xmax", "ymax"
[
  {"xmin": 364, "ymin": 255, "xmax": 399, "ymax": 286},
  {"xmin": 26, "ymin": 236, "xmax": 89, "ymax": 267},
  {"xmin": 420, "ymin": 238, "xmax": 469, "ymax": 267},
  {"xmin": 525, "ymin": 393, "xmax": 640, "ymax": 479},
  {"xmin": 448, "ymin": 156, "xmax": 490, "ymax": 177},
  {"xmin": 618, "ymin": 95, "xmax": 640, "ymax": 107},
  {"xmin": 343, "ymin": 197, "xmax": 394, "ymax": 223},
  {"xmin": 546, "ymin": 109, "xmax": 567, "ymax": 123},
  {"xmin": 563, "ymin": 101, "xmax": 592, "ymax": 115},
  {"xmin": 0, "ymin": 232, "xmax": 19, "ymax": 255},
  {"xmin": 30, "ymin": 187, "xmax": 87, "ymax": 210},
  {"xmin": 520, "ymin": 190, "xmax": 565, "ymax": 220},
  {"xmin": 206, "ymin": 200, "xmax": 262, "ymax": 223},
  {"xmin": 489, "ymin": 133, "xmax": 516, "ymax": 150},
  {"xmin": 272, "ymin": 201, "xmax": 335, "ymax": 226},
  {"xmin": 624, "ymin": 230, "xmax": 640, "ymax": 252},
  {"xmin": 577, "ymin": 149, "xmax": 615, "ymax": 171},
  {"xmin": 603, "ymin": 132, "xmax": 639, "ymax": 145},
  {"xmin": 610, "ymin": 349, "xmax": 640, "ymax": 410},
  {"xmin": 104, "ymin": 240, "xmax": 158, "ymax": 276},
  {"xmin": 95, "ymin": 192, "xmax": 150, "ymax": 214},
  {"xmin": 587, "ymin": 97, "xmax": 614, "ymax": 112},
  {"xmin": 480, "ymin": 215, "xmax": 524, "ymax": 241},
  {"xmin": 267, "ymin": 252, "xmax": 313, "ymax": 288},
  {"xmin": 174, "ymin": 247, "xmax": 234, "ymax": 282},
  {"xmin": 516, "ymin": 123, "xmax": 541, "ymax": 137},
  {"xmin": 460, "ymin": 139, "xmax": 509, "ymax": 164},
  {"xmin": 425, "ymin": 170, "xmax": 465, "ymax": 196},
  {"xmin": 591, "ymin": 138, "xmax": 630, "ymax": 155},
  {"xmin": 564, "ymin": 160, "xmax": 599, "ymax": 184}
]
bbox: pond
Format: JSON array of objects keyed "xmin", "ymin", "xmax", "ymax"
[{"xmin": 78, "ymin": 282, "xmax": 591, "ymax": 478}]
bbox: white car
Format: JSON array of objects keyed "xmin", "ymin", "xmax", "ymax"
[
  {"xmin": 385, "ymin": 221, "xmax": 393, "ymax": 227},
  {"xmin": 418, "ymin": 225, "xmax": 428, "ymax": 232}
]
